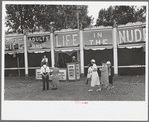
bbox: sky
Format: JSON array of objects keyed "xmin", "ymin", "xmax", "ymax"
[{"xmin": 87, "ymin": 4, "xmax": 110, "ymax": 24}]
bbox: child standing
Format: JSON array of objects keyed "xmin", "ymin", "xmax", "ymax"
[{"xmin": 86, "ymin": 64, "xmax": 92, "ymax": 84}]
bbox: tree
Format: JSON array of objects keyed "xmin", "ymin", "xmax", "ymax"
[
  {"xmin": 95, "ymin": 6, "xmax": 146, "ymax": 26},
  {"xmin": 5, "ymin": 4, "xmax": 92, "ymax": 34}
]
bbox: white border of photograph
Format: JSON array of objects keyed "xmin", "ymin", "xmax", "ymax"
[{"xmin": 1, "ymin": 1, "xmax": 148, "ymax": 121}]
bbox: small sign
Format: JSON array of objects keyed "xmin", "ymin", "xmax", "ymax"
[
  {"xmin": 59, "ymin": 69, "xmax": 67, "ymax": 81},
  {"xmin": 36, "ymin": 68, "xmax": 67, "ymax": 81},
  {"xmin": 67, "ymin": 64, "xmax": 76, "ymax": 80},
  {"xmin": 36, "ymin": 69, "xmax": 42, "ymax": 80},
  {"xmin": 76, "ymin": 63, "xmax": 80, "ymax": 80}
]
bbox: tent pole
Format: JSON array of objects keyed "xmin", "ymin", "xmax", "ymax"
[
  {"xmin": 79, "ymin": 29, "xmax": 84, "ymax": 76},
  {"xmin": 112, "ymin": 23, "xmax": 118, "ymax": 76},
  {"xmin": 23, "ymin": 32, "xmax": 29, "ymax": 77},
  {"xmin": 50, "ymin": 30, "xmax": 55, "ymax": 67},
  {"xmin": 17, "ymin": 56, "xmax": 20, "ymax": 77}
]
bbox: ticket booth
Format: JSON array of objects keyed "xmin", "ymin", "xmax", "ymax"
[{"xmin": 66, "ymin": 62, "xmax": 80, "ymax": 81}]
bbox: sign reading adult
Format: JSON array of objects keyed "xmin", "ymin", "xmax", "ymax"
[
  {"xmin": 55, "ymin": 31, "xmax": 80, "ymax": 47},
  {"xmin": 118, "ymin": 26, "xmax": 145, "ymax": 44},
  {"xmin": 84, "ymin": 29, "xmax": 113, "ymax": 45},
  {"xmin": 27, "ymin": 35, "xmax": 51, "ymax": 49}
]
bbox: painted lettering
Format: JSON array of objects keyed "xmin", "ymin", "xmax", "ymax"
[
  {"xmin": 32, "ymin": 38, "xmax": 35, "ymax": 42},
  {"xmin": 66, "ymin": 35, "xmax": 71, "ymax": 46},
  {"xmin": 89, "ymin": 40, "xmax": 94, "ymax": 45},
  {"xmin": 72, "ymin": 34, "xmax": 78, "ymax": 46},
  {"xmin": 119, "ymin": 30, "xmax": 126, "ymax": 44},
  {"xmin": 62, "ymin": 36, "xmax": 65, "ymax": 46},
  {"xmin": 126, "ymin": 30, "xmax": 133, "ymax": 42},
  {"xmin": 143, "ymin": 28, "xmax": 146, "ymax": 41},
  {"xmin": 97, "ymin": 32, "xmax": 102, "ymax": 38},
  {"xmin": 96, "ymin": 39, "xmax": 101, "ymax": 45},
  {"xmin": 103, "ymin": 39, "xmax": 108, "ymax": 44},
  {"xmin": 56, "ymin": 36, "xmax": 61, "ymax": 47},
  {"xmin": 135, "ymin": 29, "xmax": 142, "ymax": 42}
]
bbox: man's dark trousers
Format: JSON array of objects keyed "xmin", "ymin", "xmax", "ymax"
[{"xmin": 42, "ymin": 74, "xmax": 49, "ymax": 91}]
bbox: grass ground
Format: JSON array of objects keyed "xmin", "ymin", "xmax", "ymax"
[{"xmin": 4, "ymin": 75, "xmax": 145, "ymax": 101}]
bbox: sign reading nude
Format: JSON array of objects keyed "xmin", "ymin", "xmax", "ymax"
[
  {"xmin": 118, "ymin": 26, "xmax": 145, "ymax": 44},
  {"xmin": 55, "ymin": 31, "xmax": 80, "ymax": 47}
]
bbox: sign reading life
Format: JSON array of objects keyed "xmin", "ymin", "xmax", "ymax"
[{"xmin": 55, "ymin": 32, "xmax": 80, "ymax": 47}]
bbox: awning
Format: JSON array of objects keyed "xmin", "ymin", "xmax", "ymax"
[
  {"xmin": 84, "ymin": 45, "xmax": 113, "ymax": 50},
  {"xmin": 5, "ymin": 49, "xmax": 24, "ymax": 54},
  {"xmin": 28, "ymin": 49, "xmax": 51, "ymax": 53},
  {"xmin": 118, "ymin": 43, "xmax": 145, "ymax": 49},
  {"xmin": 55, "ymin": 47, "xmax": 80, "ymax": 52}
]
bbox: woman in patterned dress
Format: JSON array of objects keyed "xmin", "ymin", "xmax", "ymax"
[{"xmin": 52, "ymin": 64, "xmax": 60, "ymax": 90}]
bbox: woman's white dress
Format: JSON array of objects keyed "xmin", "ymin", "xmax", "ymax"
[
  {"xmin": 91, "ymin": 64, "xmax": 100, "ymax": 87},
  {"xmin": 87, "ymin": 67, "xmax": 92, "ymax": 79}
]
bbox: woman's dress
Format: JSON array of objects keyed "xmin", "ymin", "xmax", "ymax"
[
  {"xmin": 91, "ymin": 64, "xmax": 100, "ymax": 87},
  {"xmin": 100, "ymin": 64, "xmax": 109, "ymax": 87},
  {"xmin": 52, "ymin": 67, "xmax": 60, "ymax": 87}
]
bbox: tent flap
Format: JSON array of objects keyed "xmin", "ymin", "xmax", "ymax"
[
  {"xmin": 28, "ymin": 49, "xmax": 51, "ymax": 53},
  {"xmin": 118, "ymin": 43, "xmax": 145, "ymax": 49},
  {"xmin": 55, "ymin": 47, "xmax": 79, "ymax": 52},
  {"xmin": 84, "ymin": 46, "xmax": 113, "ymax": 50}
]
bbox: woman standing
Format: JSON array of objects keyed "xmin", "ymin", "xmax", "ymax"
[
  {"xmin": 86, "ymin": 64, "xmax": 92, "ymax": 84},
  {"xmin": 88, "ymin": 59, "xmax": 101, "ymax": 92},
  {"xmin": 52, "ymin": 64, "xmax": 60, "ymax": 90},
  {"xmin": 100, "ymin": 60, "xmax": 109, "ymax": 89}
]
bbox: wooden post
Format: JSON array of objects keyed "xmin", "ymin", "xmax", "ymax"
[
  {"xmin": 50, "ymin": 29, "xmax": 55, "ymax": 67},
  {"xmin": 17, "ymin": 56, "xmax": 20, "ymax": 77},
  {"xmin": 112, "ymin": 22, "xmax": 118, "ymax": 75},
  {"xmin": 23, "ymin": 34, "xmax": 28, "ymax": 77},
  {"xmin": 79, "ymin": 29, "xmax": 84, "ymax": 76}
]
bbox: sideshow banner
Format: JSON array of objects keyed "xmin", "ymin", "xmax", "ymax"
[
  {"xmin": 67, "ymin": 64, "xmax": 75, "ymax": 80},
  {"xmin": 55, "ymin": 31, "xmax": 80, "ymax": 47},
  {"xmin": 83, "ymin": 28, "xmax": 113, "ymax": 46},
  {"xmin": 118, "ymin": 25, "xmax": 145, "ymax": 44},
  {"xmin": 27, "ymin": 35, "xmax": 51, "ymax": 49},
  {"xmin": 76, "ymin": 63, "xmax": 80, "ymax": 80},
  {"xmin": 5, "ymin": 36, "xmax": 24, "ymax": 51}
]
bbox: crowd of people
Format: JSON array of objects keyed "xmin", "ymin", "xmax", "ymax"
[
  {"xmin": 87, "ymin": 59, "xmax": 114, "ymax": 92},
  {"xmin": 40, "ymin": 55, "xmax": 114, "ymax": 92}
]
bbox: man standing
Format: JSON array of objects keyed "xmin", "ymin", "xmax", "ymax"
[
  {"xmin": 41, "ymin": 55, "xmax": 49, "ymax": 66},
  {"xmin": 41, "ymin": 63, "xmax": 50, "ymax": 91},
  {"xmin": 71, "ymin": 56, "xmax": 77, "ymax": 62},
  {"xmin": 106, "ymin": 61, "xmax": 114, "ymax": 90}
]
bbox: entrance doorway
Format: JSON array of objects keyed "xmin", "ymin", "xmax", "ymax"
[{"xmin": 55, "ymin": 50, "xmax": 79, "ymax": 68}]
